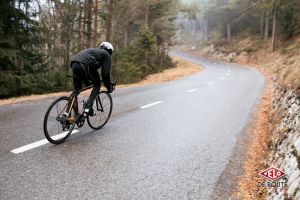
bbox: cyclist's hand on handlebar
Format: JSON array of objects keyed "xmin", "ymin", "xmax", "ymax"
[
  {"xmin": 105, "ymin": 80, "xmax": 116, "ymax": 93},
  {"xmin": 107, "ymin": 86, "xmax": 113, "ymax": 93}
]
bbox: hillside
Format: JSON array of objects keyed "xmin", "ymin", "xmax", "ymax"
[{"xmin": 174, "ymin": 36, "xmax": 300, "ymax": 96}]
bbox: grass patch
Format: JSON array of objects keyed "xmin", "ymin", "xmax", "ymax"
[{"xmin": 244, "ymin": 40, "xmax": 263, "ymax": 53}]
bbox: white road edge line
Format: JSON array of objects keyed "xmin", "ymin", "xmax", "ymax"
[
  {"xmin": 140, "ymin": 101, "xmax": 162, "ymax": 109},
  {"xmin": 186, "ymin": 88, "xmax": 198, "ymax": 93},
  {"xmin": 11, "ymin": 130, "xmax": 79, "ymax": 154},
  {"xmin": 207, "ymin": 81, "xmax": 215, "ymax": 85}
]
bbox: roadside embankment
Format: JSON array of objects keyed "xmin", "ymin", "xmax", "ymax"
[
  {"xmin": 232, "ymin": 86, "xmax": 300, "ymax": 199},
  {"xmin": 232, "ymin": 84, "xmax": 272, "ymax": 200},
  {"xmin": 267, "ymin": 87, "xmax": 300, "ymax": 199},
  {"xmin": 0, "ymin": 56, "xmax": 201, "ymax": 106}
]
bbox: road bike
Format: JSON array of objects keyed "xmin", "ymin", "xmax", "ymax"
[{"xmin": 43, "ymin": 80, "xmax": 116, "ymax": 144}]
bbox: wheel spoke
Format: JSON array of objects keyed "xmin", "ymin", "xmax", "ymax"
[
  {"xmin": 44, "ymin": 97, "xmax": 74, "ymax": 144},
  {"xmin": 87, "ymin": 92, "xmax": 112, "ymax": 129}
]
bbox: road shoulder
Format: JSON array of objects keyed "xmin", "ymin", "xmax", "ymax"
[{"xmin": 211, "ymin": 83, "xmax": 272, "ymax": 200}]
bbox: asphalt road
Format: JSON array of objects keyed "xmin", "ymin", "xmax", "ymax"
[{"xmin": 0, "ymin": 50, "xmax": 265, "ymax": 200}]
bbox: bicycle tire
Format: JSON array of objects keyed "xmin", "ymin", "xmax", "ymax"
[
  {"xmin": 43, "ymin": 96, "xmax": 76, "ymax": 144},
  {"xmin": 87, "ymin": 92, "xmax": 113, "ymax": 130}
]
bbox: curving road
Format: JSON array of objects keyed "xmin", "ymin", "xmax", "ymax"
[{"xmin": 0, "ymin": 51, "xmax": 265, "ymax": 199}]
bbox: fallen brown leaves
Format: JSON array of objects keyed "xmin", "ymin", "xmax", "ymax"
[
  {"xmin": 142, "ymin": 56, "xmax": 201, "ymax": 83},
  {"xmin": 0, "ymin": 92, "xmax": 71, "ymax": 106},
  {"xmin": 232, "ymin": 84, "xmax": 273, "ymax": 200},
  {"xmin": 118, "ymin": 56, "xmax": 201, "ymax": 88}
]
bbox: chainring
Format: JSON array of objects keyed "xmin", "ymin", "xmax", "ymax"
[{"xmin": 76, "ymin": 116, "xmax": 85, "ymax": 128}]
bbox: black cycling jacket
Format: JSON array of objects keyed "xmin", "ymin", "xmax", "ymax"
[{"xmin": 71, "ymin": 48, "xmax": 111, "ymax": 90}]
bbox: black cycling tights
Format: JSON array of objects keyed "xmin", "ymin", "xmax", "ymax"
[{"xmin": 72, "ymin": 62, "xmax": 100, "ymax": 109}]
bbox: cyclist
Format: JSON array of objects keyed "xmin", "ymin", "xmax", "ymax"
[{"xmin": 70, "ymin": 42, "xmax": 114, "ymax": 116}]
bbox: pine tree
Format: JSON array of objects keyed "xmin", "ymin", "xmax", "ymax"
[{"xmin": 0, "ymin": 0, "xmax": 46, "ymax": 72}]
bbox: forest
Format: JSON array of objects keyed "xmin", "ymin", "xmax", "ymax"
[
  {"xmin": 178, "ymin": 0, "xmax": 300, "ymax": 49},
  {"xmin": 177, "ymin": 0, "xmax": 300, "ymax": 92},
  {"xmin": 1, "ymin": 0, "xmax": 300, "ymax": 98},
  {"xmin": 0, "ymin": 0, "xmax": 179, "ymax": 98}
]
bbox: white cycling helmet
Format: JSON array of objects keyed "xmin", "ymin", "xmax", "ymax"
[{"xmin": 99, "ymin": 42, "xmax": 114, "ymax": 55}]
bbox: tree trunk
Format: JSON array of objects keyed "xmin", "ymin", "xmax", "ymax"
[
  {"xmin": 144, "ymin": 2, "xmax": 149, "ymax": 29},
  {"xmin": 143, "ymin": 1, "xmax": 150, "ymax": 76},
  {"xmin": 199, "ymin": 17, "xmax": 207, "ymax": 41},
  {"xmin": 124, "ymin": 25, "xmax": 129, "ymax": 48},
  {"xmin": 272, "ymin": 7, "xmax": 277, "ymax": 52},
  {"xmin": 264, "ymin": 11, "xmax": 269, "ymax": 41},
  {"xmin": 199, "ymin": 18, "xmax": 204, "ymax": 41},
  {"xmin": 204, "ymin": 18, "xmax": 208, "ymax": 41},
  {"xmin": 106, "ymin": 0, "xmax": 115, "ymax": 42},
  {"xmin": 53, "ymin": 0, "xmax": 62, "ymax": 68},
  {"xmin": 192, "ymin": 20, "xmax": 196, "ymax": 36},
  {"xmin": 64, "ymin": 4, "xmax": 75, "ymax": 72},
  {"xmin": 25, "ymin": 1, "xmax": 29, "ymax": 17},
  {"xmin": 260, "ymin": 12, "xmax": 265, "ymax": 39},
  {"xmin": 226, "ymin": 20, "xmax": 231, "ymax": 43},
  {"xmin": 94, "ymin": 0, "xmax": 98, "ymax": 45},
  {"xmin": 78, "ymin": 3, "xmax": 83, "ymax": 50},
  {"xmin": 86, "ymin": 0, "xmax": 92, "ymax": 47},
  {"xmin": 83, "ymin": 1, "xmax": 87, "ymax": 47}
]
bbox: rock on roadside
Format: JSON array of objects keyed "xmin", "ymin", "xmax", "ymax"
[{"xmin": 267, "ymin": 87, "xmax": 300, "ymax": 199}]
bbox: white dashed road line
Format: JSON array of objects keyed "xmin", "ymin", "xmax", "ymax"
[
  {"xmin": 12, "ymin": 100, "xmax": 163, "ymax": 154},
  {"xmin": 219, "ymin": 77, "xmax": 225, "ymax": 80},
  {"xmin": 186, "ymin": 88, "xmax": 198, "ymax": 93},
  {"xmin": 140, "ymin": 101, "xmax": 162, "ymax": 109},
  {"xmin": 207, "ymin": 81, "xmax": 215, "ymax": 85},
  {"xmin": 11, "ymin": 130, "xmax": 79, "ymax": 154},
  {"xmin": 225, "ymin": 73, "xmax": 230, "ymax": 76},
  {"xmin": 12, "ymin": 100, "xmax": 164, "ymax": 153}
]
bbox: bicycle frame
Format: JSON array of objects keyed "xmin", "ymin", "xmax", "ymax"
[
  {"xmin": 60, "ymin": 76, "xmax": 115, "ymax": 123},
  {"xmin": 64, "ymin": 85, "xmax": 95, "ymax": 122},
  {"xmin": 44, "ymin": 78, "xmax": 115, "ymax": 144}
]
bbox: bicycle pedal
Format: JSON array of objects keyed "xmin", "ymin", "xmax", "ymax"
[{"xmin": 76, "ymin": 115, "xmax": 85, "ymax": 127}]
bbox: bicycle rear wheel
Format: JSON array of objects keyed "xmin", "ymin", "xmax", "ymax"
[
  {"xmin": 43, "ymin": 97, "xmax": 76, "ymax": 144},
  {"xmin": 87, "ymin": 92, "xmax": 113, "ymax": 130}
]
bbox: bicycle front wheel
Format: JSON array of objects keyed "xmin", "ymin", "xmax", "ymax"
[
  {"xmin": 43, "ymin": 97, "xmax": 76, "ymax": 144},
  {"xmin": 87, "ymin": 92, "xmax": 113, "ymax": 130}
]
